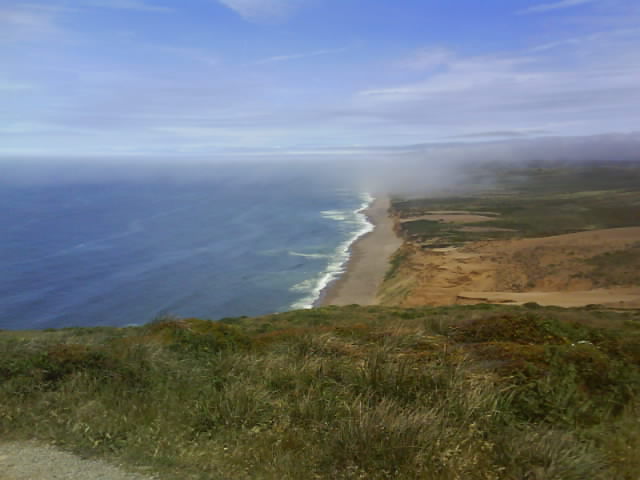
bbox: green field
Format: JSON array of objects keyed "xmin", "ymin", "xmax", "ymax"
[
  {"xmin": 393, "ymin": 163, "xmax": 640, "ymax": 245},
  {"xmin": 2, "ymin": 304, "xmax": 640, "ymax": 479}
]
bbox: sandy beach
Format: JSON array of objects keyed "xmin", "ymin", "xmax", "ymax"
[{"xmin": 319, "ymin": 196, "xmax": 403, "ymax": 306}]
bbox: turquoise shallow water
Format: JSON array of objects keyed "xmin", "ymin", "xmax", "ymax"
[{"xmin": 0, "ymin": 164, "xmax": 371, "ymax": 329}]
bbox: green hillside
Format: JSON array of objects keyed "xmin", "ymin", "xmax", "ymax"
[{"xmin": 2, "ymin": 305, "xmax": 639, "ymax": 479}]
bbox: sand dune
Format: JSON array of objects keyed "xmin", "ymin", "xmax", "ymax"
[{"xmin": 379, "ymin": 226, "xmax": 640, "ymax": 309}]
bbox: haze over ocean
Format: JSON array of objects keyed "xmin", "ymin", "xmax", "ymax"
[{"xmin": 0, "ymin": 163, "xmax": 371, "ymax": 329}]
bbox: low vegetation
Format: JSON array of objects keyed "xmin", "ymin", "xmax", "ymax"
[
  {"xmin": 575, "ymin": 242, "xmax": 640, "ymax": 287},
  {"xmin": 392, "ymin": 163, "xmax": 640, "ymax": 246},
  {"xmin": 2, "ymin": 304, "xmax": 640, "ymax": 479}
]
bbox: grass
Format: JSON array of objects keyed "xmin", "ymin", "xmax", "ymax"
[
  {"xmin": 1, "ymin": 304, "xmax": 639, "ymax": 479},
  {"xmin": 399, "ymin": 219, "xmax": 514, "ymax": 246},
  {"xmin": 384, "ymin": 247, "xmax": 410, "ymax": 281},
  {"xmin": 392, "ymin": 163, "xmax": 640, "ymax": 245},
  {"xmin": 575, "ymin": 242, "xmax": 640, "ymax": 287}
]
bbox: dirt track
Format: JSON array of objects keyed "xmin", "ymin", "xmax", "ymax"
[{"xmin": 0, "ymin": 442, "xmax": 158, "ymax": 480}]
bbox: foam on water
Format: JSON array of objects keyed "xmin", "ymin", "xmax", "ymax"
[
  {"xmin": 320, "ymin": 210, "xmax": 349, "ymax": 221},
  {"xmin": 289, "ymin": 192, "xmax": 374, "ymax": 310},
  {"xmin": 288, "ymin": 251, "xmax": 331, "ymax": 259}
]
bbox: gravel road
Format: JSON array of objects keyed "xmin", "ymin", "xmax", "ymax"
[{"xmin": 0, "ymin": 442, "xmax": 159, "ymax": 480}]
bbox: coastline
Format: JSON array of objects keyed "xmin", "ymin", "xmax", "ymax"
[{"xmin": 318, "ymin": 195, "xmax": 402, "ymax": 306}]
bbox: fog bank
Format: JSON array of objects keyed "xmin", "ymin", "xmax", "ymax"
[{"xmin": 2, "ymin": 132, "xmax": 638, "ymax": 195}]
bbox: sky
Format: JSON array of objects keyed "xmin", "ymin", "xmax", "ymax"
[{"xmin": 1, "ymin": 0, "xmax": 639, "ymax": 157}]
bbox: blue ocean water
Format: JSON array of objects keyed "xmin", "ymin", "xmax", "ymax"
[{"xmin": 0, "ymin": 165, "xmax": 372, "ymax": 329}]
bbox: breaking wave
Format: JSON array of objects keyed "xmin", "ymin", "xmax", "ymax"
[{"xmin": 289, "ymin": 192, "xmax": 374, "ymax": 310}]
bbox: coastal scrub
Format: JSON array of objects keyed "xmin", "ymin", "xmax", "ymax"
[{"xmin": 1, "ymin": 305, "xmax": 639, "ymax": 479}]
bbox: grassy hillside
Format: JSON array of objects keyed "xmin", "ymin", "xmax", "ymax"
[
  {"xmin": 2, "ymin": 304, "xmax": 640, "ymax": 479},
  {"xmin": 392, "ymin": 163, "xmax": 640, "ymax": 246}
]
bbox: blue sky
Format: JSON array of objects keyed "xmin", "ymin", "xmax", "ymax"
[{"xmin": 1, "ymin": 0, "xmax": 639, "ymax": 156}]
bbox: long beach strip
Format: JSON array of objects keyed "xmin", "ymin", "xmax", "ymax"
[
  {"xmin": 290, "ymin": 193, "xmax": 375, "ymax": 309},
  {"xmin": 319, "ymin": 196, "xmax": 402, "ymax": 306}
]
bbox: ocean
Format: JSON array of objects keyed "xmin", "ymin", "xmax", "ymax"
[{"xmin": 0, "ymin": 162, "xmax": 372, "ymax": 330}]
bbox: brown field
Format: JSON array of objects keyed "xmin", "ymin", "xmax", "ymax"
[{"xmin": 379, "ymin": 227, "xmax": 640, "ymax": 308}]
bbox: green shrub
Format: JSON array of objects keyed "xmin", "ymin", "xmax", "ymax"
[{"xmin": 144, "ymin": 318, "xmax": 251, "ymax": 355}]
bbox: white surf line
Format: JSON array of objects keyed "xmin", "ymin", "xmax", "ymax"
[{"xmin": 290, "ymin": 192, "xmax": 375, "ymax": 310}]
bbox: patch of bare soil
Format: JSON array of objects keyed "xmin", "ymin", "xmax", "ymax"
[
  {"xmin": 0, "ymin": 442, "xmax": 159, "ymax": 480},
  {"xmin": 458, "ymin": 226, "xmax": 516, "ymax": 233},
  {"xmin": 399, "ymin": 214, "xmax": 497, "ymax": 224},
  {"xmin": 380, "ymin": 227, "xmax": 640, "ymax": 308},
  {"xmin": 413, "ymin": 210, "xmax": 499, "ymax": 216},
  {"xmin": 457, "ymin": 288, "xmax": 640, "ymax": 308}
]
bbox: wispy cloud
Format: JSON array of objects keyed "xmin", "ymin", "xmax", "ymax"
[
  {"xmin": 83, "ymin": 1, "xmax": 173, "ymax": 13},
  {"xmin": 0, "ymin": 6, "xmax": 56, "ymax": 30},
  {"xmin": 157, "ymin": 46, "xmax": 219, "ymax": 66},
  {"xmin": 529, "ymin": 28, "xmax": 640, "ymax": 52},
  {"xmin": 360, "ymin": 56, "xmax": 537, "ymax": 99},
  {"xmin": 255, "ymin": 47, "xmax": 348, "ymax": 65},
  {"xmin": 10, "ymin": 4, "xmax": 78, "ymax": 14},
  {"xmin": 530, "ymin": 32, "xmax": 603, "ymax": 52},
  {"xmin": 447, "ymin": 129, "xmax": 551, "ymax": 139},
  {"xmin": 518, "ymin": 0, "xmax": 596, "ymax": 15},
  {"xmin": 0, "ymin": 4, "xmax": 65, "ymax": 41},
  {"xmin": 351, "ymin": 40, "xmax": 640, "ymax": 141},
  {"xmin": 0, "ymin": 81, "xmax": 34, "ymax": 91},
  {"xmin": 0, "ymin": 1, "xmax": 172, "ymax": 44},
  {"xmin": 217, "ymin": 0, "xmax": 307, "ymax": 22},
  {"xmin": 398, "ymin": 47, "xmax": 453, "ymax": 70}
]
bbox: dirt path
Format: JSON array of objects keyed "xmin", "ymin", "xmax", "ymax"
[
  {"xmin": 458, "ymin": 287, "xmax": 640, "ymax": 308},
  {"xmin": 0, "ymin": 442, "xmax": 159, "ymax": 480},
  {"xmin": 399, "ymin": 213, "xmax": 496, "ymax": 224}
]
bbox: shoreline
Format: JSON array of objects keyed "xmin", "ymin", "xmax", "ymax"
[
  {"xmin": 291, "ymin": 193, "xmax": 374, "ymax": 310},
  {"xmin": 317, "ymin": 195, "xmax": 402, "ymax": 307}
]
